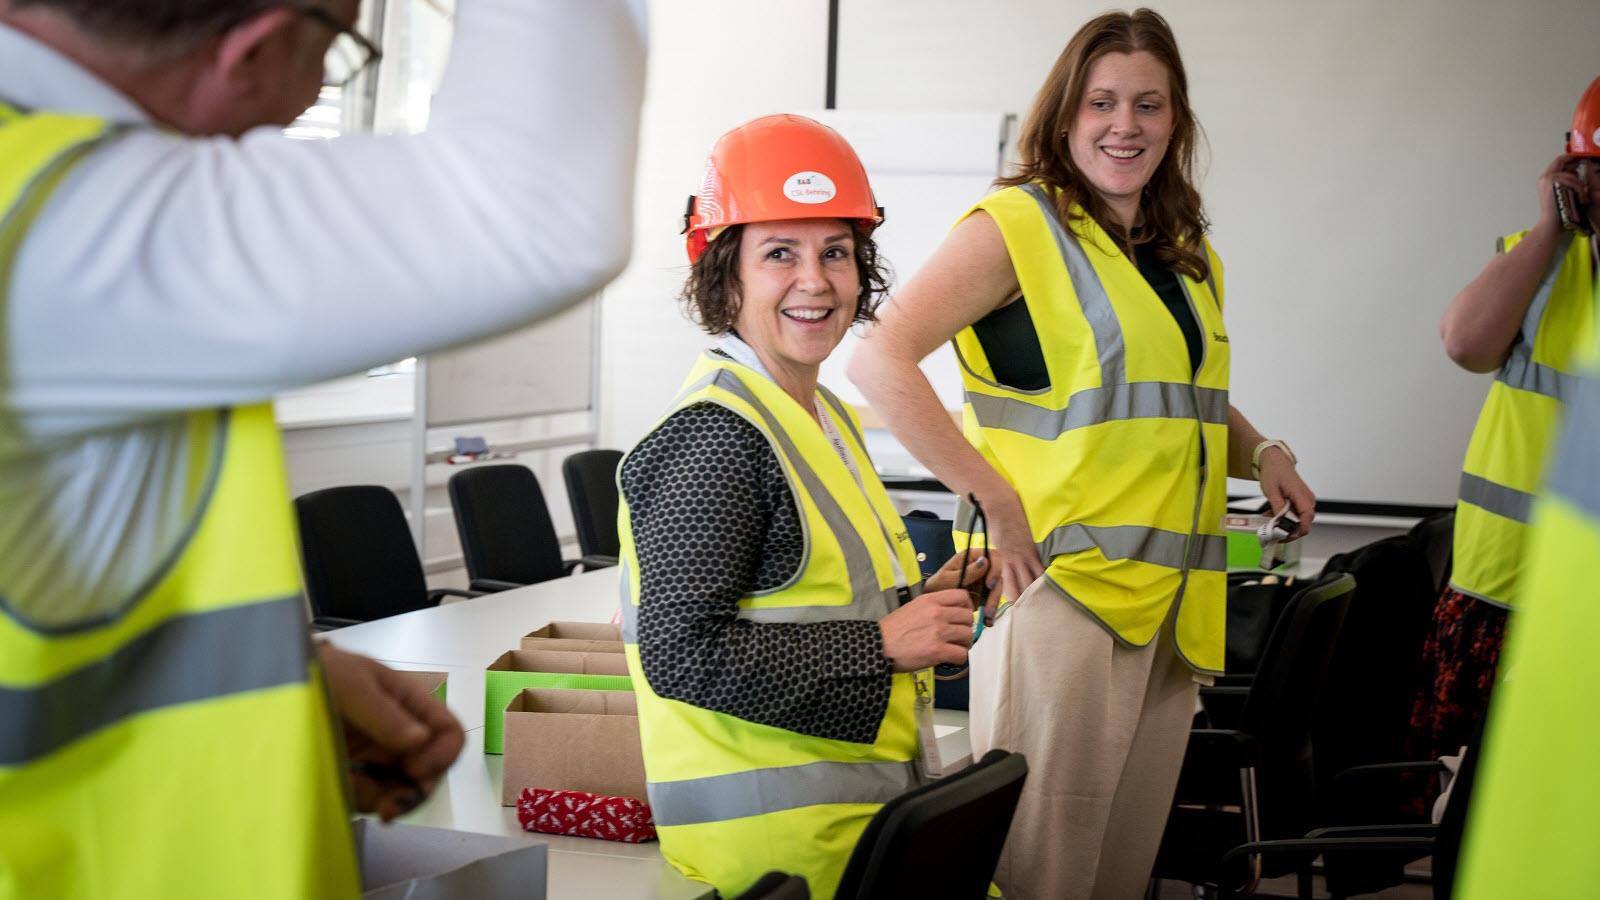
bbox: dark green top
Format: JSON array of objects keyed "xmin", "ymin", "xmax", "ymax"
[{"xmin": 971, "ymin": 248, "xmax": 1202, "ymax": 390}]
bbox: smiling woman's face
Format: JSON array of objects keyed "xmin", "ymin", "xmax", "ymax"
[
  {"xmin": 732, "ymin": 218, "xmax": 859, "ymax": 377},
  {"xmin": 1068, "ymin": 50, "xmax": 1175, "ymax": 216}
]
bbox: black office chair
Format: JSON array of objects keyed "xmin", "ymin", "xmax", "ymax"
[
  {"xmin": 834, "ymin": 749, "xmax": 1029, "ymax": 900},
  {"xmin": 1407, "ymin": 509, "xmax": 1455, "ymax": 596},
  {"xmin": 448, "ymin": 464, "xmax": 582, "ymax": 593},
  {"xmin": 561, "ymin": 449, "xmax": 624, "ymax": 569},
  {"xmin": 294, "ymin": 485, "xmax": 477, "ymax": 630},
  {"xmin": 1151, "ymin": 573, "xmax": 1356, "ymax": 898},
  {"xmin": 729, "ymin": 872, "xmax": 809, "ymax": 900}
]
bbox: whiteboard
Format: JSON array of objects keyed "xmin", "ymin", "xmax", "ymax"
[
  {"xmin": 808, "ymin": 110, "xmax": 1014, "ymax": 413},
  {"xmin": 421, "ymin": 296, "xmax": 597, "ymax": 427}
]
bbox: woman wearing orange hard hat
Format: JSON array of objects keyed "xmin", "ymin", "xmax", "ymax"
[
  {"xmin": 1413, "ymin": 75, "xmax": 1600, "ymax": 768},
  {"xmin": 616, "ymin": 113, "xmax": 990, "ymax": 898}
]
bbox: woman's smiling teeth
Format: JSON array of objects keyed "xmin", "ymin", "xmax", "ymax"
[
  {"xmin": 783, "ymin": 307, "xmax": 833, "ymax": 322},
  {"xmin": 1102, "ymin": 147, "xmax": 1143, "ymax": 159}
]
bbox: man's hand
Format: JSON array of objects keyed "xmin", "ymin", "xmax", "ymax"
[
  {"xmin": 879, "ymin": 589, "xmax": 975, "ymax": 671},
  {"xmin": 317, "ymin": 644, "xmax": 466, "ymax": 821}
]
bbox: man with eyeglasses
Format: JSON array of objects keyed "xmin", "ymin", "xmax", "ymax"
[{"xmin": 0, "ymin": 0, "xmax": 643, "ymax": 896}]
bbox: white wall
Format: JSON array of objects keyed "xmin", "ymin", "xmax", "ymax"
[{"xmin": 599, "ymin": 0, "xmax": 1600, "ymax": 509}]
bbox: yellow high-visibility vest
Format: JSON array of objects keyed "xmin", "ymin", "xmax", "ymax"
[
  {"xmin": 1458, "ymin": 333, "xmax": 1600, "ymax": 897},
  {"xmin": 952, "ymin": 183, "xmax": 1231, "ymax": 673},
  {"xmin": 0, "ymin": 103, "xmax": 359, "ymax": 899},
  {"xmin": 619, "ymin": 352, "xmax": 929, "ymax": 898},
  {"xmin": 1450, "ymin": 229, "xmax": 1595, "ymax": 609}
]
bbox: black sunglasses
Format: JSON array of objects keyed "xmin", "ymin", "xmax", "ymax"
[{"xmin": 957, "ymin": 493, "xmax": 994, "ymax": 628}]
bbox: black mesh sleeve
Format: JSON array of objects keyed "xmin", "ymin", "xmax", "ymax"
[{"xmin": 622, "ymin": 402, "xmax": 894, "ymax": 745}]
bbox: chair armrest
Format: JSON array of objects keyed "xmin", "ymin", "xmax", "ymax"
[
  {"xmin": 1214, "ymin": 673, "xmax": 1254, "ymax": 688},
  {"xmin": 463, "ymin": 580, "xmax": 522, "ymax": 595},
  {"xmin": 1332, "ymin": 760, "xmax": 1448, "ymax": 792},
  {"xmin": 1219, "ymin": 836, "xmax": 1435, "ymax": 875},
  {"xmin": 577, "ymin": 554, "xmax": 619, "ymax": 571},
  {"xmin": 1172, "ymin": 729, "xmax": 1258, "ymax": 807},
  {"xmin": 1306, "ymin": 824, "xmax": 1438, "ymax": 840},
  {"xmin": 1197, "ymin": 686, "xmax": 1250, "ymax": 729},
  {"xmin": 561, "ymin": 559, "xmax": 583, "ymax": 575},
  {"xmin": 310, "ymin": 616, "xmax": 363, "ymax": 631},
  {"xmin": 1186, "ymin": 728, "xmax": 1258, "ymax": 768},
  {"xmin": 429, "ymin": 587, "xmax": 488, "ymax": 603}
]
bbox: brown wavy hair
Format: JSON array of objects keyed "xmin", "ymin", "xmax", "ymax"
[
  {"xmin": 997, "ymin": 8, "xmax": 1210, "ymax": 281},
  {"xmin": 679, "ymin": 222, "xmax": 892, "ymax": 336}
]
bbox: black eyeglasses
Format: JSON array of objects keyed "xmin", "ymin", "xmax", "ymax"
[
  {"xmin": 957, "ymin": 493, "xmax": 993, "ymax": 631},
  {"xmin": 292, "ymin": 4, "xmax": 383, "ymax": 88}
]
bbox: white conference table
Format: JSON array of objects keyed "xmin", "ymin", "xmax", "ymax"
[{"xmin": 323, "ymin": 567, "xmax": 974, "ymax": 900}]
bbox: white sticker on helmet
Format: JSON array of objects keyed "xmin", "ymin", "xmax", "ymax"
[
  {"xmin": 1593, "ymin": 125, "xmax": 1600, "ymax": 147},
  {"xmin": 784, "ymin": 171, "xmax": 837, "ymax": 204}
]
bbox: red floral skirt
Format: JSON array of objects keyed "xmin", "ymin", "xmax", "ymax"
[{"xmin": 1407, "ymin": 586, "xmax": 1509, "ymax": 760}]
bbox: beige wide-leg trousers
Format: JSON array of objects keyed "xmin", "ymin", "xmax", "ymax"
[{"xmin": 970, "ymin": 576, "xmax": 1200, "ymax": 900}]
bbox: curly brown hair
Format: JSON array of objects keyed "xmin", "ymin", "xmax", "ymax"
[
  {"xmin": 679, "ymin": 221, "xmax": 892, "ymax": 336},
  {"xmin": 997, "ymin": 8, "xmax": 1211, "ymax": 282}
]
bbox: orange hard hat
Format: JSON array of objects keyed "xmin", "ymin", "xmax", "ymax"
[
  {"xmin": 682, "ymin": 114, "xmax": 884, "ymax": 263},
  {"xmin": 1568, "ymin": 75, "xmax": 1600, "ymax": 157}
]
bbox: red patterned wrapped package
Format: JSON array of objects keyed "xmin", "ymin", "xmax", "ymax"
[{"xmin": 515, "ymin": 787, "xmax": 658, "ymax": 843}]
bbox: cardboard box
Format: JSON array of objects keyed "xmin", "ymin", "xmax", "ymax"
[
  {"xmin": 395, "ymin": 670, "xmax": 448, "ymax": 704},
  {"xmin": 519, "ymin": 621, "xmax": 623, "ymax": 653},
  {"xmin": 1224, "ymin": 514, "xmax": 1303, "ymax": 571},
  {"xmin": 501, "ymin": 688, "xmax": 647, "ymax": 806},
  {"xmin": 483, "ymin": 648, "xmax": 632, "ymax": 754},
  {"xmin": 355, "ymin": 819, "xmax": 546, "ymax": 899}
]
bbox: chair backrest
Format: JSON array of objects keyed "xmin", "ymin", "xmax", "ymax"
[
  {"xmin": 1407, "ymin": 510, "xmax": 1455, "ymax": 596},
  {"xmin": 562, "ymin": 449, "xmax": 623, "ymax": 559},
  {"xmin": 729, "ymin": 872, "xmax": 810, "ymax": 900},
  {"xmin": 1312, "ymin": 537, "xmax": 1438, "ymax": 803},
  {"xmin": 294, "ymin": 485, "xmax": 432, "ymax": 622},
  {"xmin": 448, "ymin": 464, "xmax": 566, "ymax": 586},
  {"xmin": 835, "ymin": 750, "xmax": 1029, "ymax": 900},
  {"xmin": 1241, "ymin": 573, "xmax": 1356, "ymax": 843}
]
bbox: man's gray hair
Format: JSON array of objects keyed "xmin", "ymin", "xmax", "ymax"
[{"xmin": 9, "ymin": 0, "xmax": 280, "ymax": 42}]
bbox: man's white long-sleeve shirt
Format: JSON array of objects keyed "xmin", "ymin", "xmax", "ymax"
[{"xmin": 0, "ymin": 0, "xmax": 645, "ymax": 627}]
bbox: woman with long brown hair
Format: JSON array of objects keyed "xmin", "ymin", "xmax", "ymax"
[{"xmin": 849, "ymin": 10, "xmax": 1316, "ymax": 897}]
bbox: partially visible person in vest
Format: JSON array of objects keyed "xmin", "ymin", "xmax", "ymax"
[
  {"xmin": 1411, "ymin": 75, "xmax": 1600, "ymax": 764},
  {"xmin": 618, "ymin": 114, "xmax": 988, "ymax": 899},
  {"xmin": 0, "ymin": 0, "xmax": 643, "ymax": 896},
  {"xmin": 1456, "ymin": 288, "xmax": 1600, "ymax": 898},
  {"xmin": 848, "ymin": 10, "xmax": 1317, "ymax": 898}
]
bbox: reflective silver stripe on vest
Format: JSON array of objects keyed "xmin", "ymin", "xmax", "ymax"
[
  {"xmin": 647, "ymin": 758, "xmax": 917, "ymax": 826},
  {"xmin": 1020, "ymin": 182, "xmax": 1126, "ymax": 385},
  {"xmin": 1496, "ymin": 233, "xmax": 1577, "ymax": 401},
  {"xmin": 0, "ymin": 596, "xmax": 310, "ymax": 766},
  {"xmin": 1547, "ymin": 370, "xmax": 1600, "ymax": 518},
  {"xmin": 1458, "ymin": 472, "xmax": 1536, "ymax": 524},
  {"xmin": 620, "ymin": 366, "xmax": 908, "ymax": 643},
  {"xmin": 967, "ymin": 382, "xmax": 1229, "ymax": 440},
  {"xmin": 1497, "ymin": 354, "xmax": 1577, "ymax": 402},
  {"xmin": 710, "ymin": 370, "xmax": 885, "ymax": 608},
  {"xmin": 1036, "ymin": 522, "xmax": 1227, "ymax": 572}
]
